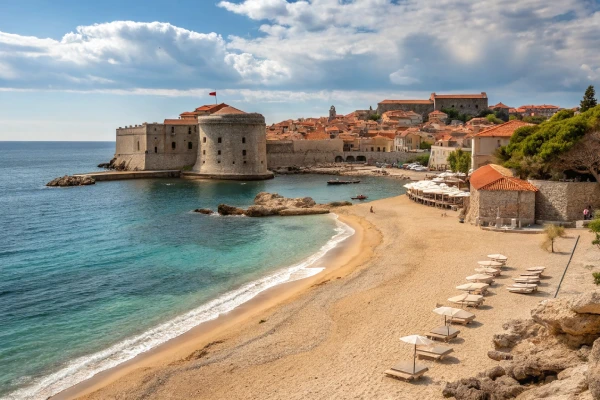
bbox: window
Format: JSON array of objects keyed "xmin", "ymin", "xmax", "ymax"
[
  {"xmin": 188, "ymin": 142, "xmax": 193, "ymax": 150},
  {"xmin": 188, "ymin": 127, "xmax": 191, "ymax": 134},
  {"xmin": 497, "ymin": 140, "xmax": 501, "ymax": 148},
  {"xmin": 244, "ymin": 161, "xmax": 247, "ymax": 164},
  {"xmin": 242, "ymin": 137, "xmax": 246, "ymax": 144},
  {"xmin": 218, "ymin": 137, "xmax": 222, "ymax": 143},
  {"xmin": 232, "ymin": 161, "xmax": 235, "ymax": 164},
  {"xmin": 171, "ymin": 127, "xmax": 174, "ymax": 133},
  {"xmin": 203, "ymin": 150, "xmax": 206, "ymax": 155},
  {"xmin": 475, "ymin": 105, "xmax": 479, "ymax": 109},
  {"xmin": 242, "ymin": 150, "xmax": 246, "ymax": 156},
  {"xmin": 217, "ymin": 160, "xmax": 221, "ymax": 163},
  {"xmin": 194, "ymin": 126, "xmax": 196, "ymax": 132},
  {"xmin": 137, "ymin": 141, "xmax": 140, "ymax": 151},
  {"xmin": 154, "ymin": 147, "xmax": 157, "ymax": 153},
  {"xmin": 371, "ymin": 147, "xmax": 374, "ymax": 151},
  {"xmin": 172, "ymin": 141, "xmax": 176, "ymax": 149},
  {"xmin": 218, "ymin": 150, "xmax": 221, "ymax": 155},
  {"xmin": 203, "ymin": 137, "xmax": 206, "ymax": 143},
  {"xmin": 377, "ymin": 147, "xmax": 381, "ymax": 152}
]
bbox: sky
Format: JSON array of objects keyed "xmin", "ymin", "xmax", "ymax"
[{"xmin": 1, "ymin": 0, "xmax": 600, "ymax": 141}]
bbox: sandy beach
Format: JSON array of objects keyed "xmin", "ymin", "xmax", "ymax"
[{"xmin": 55, "ymin": 194, "xmax": 583, "ymax": 400}]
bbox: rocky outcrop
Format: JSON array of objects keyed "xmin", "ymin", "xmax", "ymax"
[
  {"xmin": 217, "ymin": 204, "xmax": 245, "ymax": 216},
  {"xmin": 444, "ymin": 290, "xmax": 600, "ymax": 400},
  {"xmin": 214, "ymin": 192, "xmax": 335, "ymax": 217},
  {"xmin": 194, "ymin": 208, "xmax": 214, "ymax": 215},
  {"xmin": 46, "ymin": 175, "xmax": 95, "ymax": 187},
  {"xmin": 98, "ymin": 157, "xmax": 127, "ymax": 171}
]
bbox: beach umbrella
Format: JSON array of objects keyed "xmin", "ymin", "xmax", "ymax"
[
  {"xmin": 433, "ymin": 306, "xmax": 462, "ymax": 335},
  {"xmin": 400, "ymin": 335, "xmax": 434, "ymax": 373}
]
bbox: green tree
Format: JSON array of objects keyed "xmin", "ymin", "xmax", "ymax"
[
  {"xmin": 486, "ymin": 114, "xmax": 504, "ymax": 124},
  {"xmin": 580, "ymin": 85, "xmax": 597, "ymax": 112},
  {"xmin": 589, "ymin": 218, "xmax": 600, "ymax": 250},
  {"xmin": 419, "ymin": 141, "xmax": 432, "ymax": 150},
  {"xmin": 542, "ymin": 224, "xmax": 567, "ymax": 253},
  {"xmin": 447, "ymin": 148, "xmax": 471, "ymax": 174},
  {"xmin": 415, "ymin": 154, "xmax": 430, "ymax": 166},
  {"xmin": 368, "ymin": 114, "xmax": 381, "ymax": 121}
]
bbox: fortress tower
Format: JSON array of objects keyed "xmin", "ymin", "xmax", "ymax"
[{"xmin": 184, "ymin": 106, "xmax": 274, "ymax": 180}]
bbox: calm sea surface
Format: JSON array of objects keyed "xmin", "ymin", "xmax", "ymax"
[{"xmin": 0, "ymin": 142, "xmax": 406, "ymax": 399}]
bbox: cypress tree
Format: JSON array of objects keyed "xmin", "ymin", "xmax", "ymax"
[{"xmin": 580, "ymin": 85, "xmax": 597, "ymax": 112}]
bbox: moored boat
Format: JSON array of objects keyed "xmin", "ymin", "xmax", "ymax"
[
  {"xmin": 351, "ymin": 195, "xmax": 368, "ymax": 200},
  {"xmin": 327, "ymin": 179, "xmax": 361, "ymax": 185}
]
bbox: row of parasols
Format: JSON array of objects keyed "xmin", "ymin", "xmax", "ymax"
[
  {"xmin": 404, "ymin": 180, "xmax": 470, "ymax": 209},
  {"xmin": 388, "ymin": 253, "xmax": 546, "ymax": 381}
]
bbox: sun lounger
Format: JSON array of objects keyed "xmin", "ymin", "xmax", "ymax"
[
  {"xmin": 510, "ymin": 283, "xmax": 538, "ymax": 291},
  {"xmin": 456, "ymin": 283, "xmax": 489, "ymax": 295},
  {"xmin": 426, "ymin": 326, "xmax": 460, "ymax": 342},
  {"xmin": 466, "ymin": 274, "xmax": 494, "ymax": 284},
  {"xmin": 513, "ymin": 276, "xmax": 540, "ymax": 284},
  {"xmin": 520, "ymin": 271, "xmax": 542, "ymax": 277},
  {"xmin": 507, "ymin": 286, "xmax": 535, "ymax": 294},
  {"xmin": 448, "ymin": 294, "xmax": 484, "ymax": 308},
  {"xmin": 385, "ymin": 361, "xmax": 429, "ymax": 381},
  {"xmin": 475, "ymin": 267, "xmax": 500, "ymax": 277},
  {"xmin": 450, "ymin": 309, "xmax": 476, "ymax": 325},
  {"xmin": 526, "ymin": 266, "xmax": 546, "ymax": 272},
  {"xmin": 416, "ymin": 345, "xmax": 454, "ymax": 361}
]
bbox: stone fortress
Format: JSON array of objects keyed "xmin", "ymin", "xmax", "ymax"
[
  {"xmin": 377, "ymin": 92, "xmax": 488, "ymax": 116},
  {"xmin": 113, "ymin": 103, "xmax": 273, "ymax": 180}
]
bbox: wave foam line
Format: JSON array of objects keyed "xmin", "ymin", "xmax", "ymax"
[{"xmin": 5, "ymin": 214, "xmax": 354, "ymax": 400}]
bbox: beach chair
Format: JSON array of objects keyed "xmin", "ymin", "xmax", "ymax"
[
  {"xmin": 450, "ymin": 309, "xmax": 476, "ymax": 325},
  {"xmin": 510, "ymin": 283, "xmax": 538, "ymax": 291},
  {"xmin": 465, "ymin": 274, "xmax": 494, "ymax": 284},
  {"xmin": 448, "ymin": 294, "xmax": 484, "ymax": 308},
  {"xmin": 474, "ymin": 267, "xmax": 500, "ymax": 277},
  {"xmin": 384, "ymin": 361, "xmax": 428, "ymax": 381},
  {"xmin": 520, "ymin": 271, "xmax": 542, "ymax": 277},
  {"xmin": 507, "ymin": 286, "xmax": 535, "ymax": 294},
  {"xmin": 513, "ymin": 276, "xmax": 540, "ymax": 284},
  {"xmin": 456, "ymin": 283, "xmax": 489, "ymax": 295},
  {"xmin": 426, "ymin": 326, "xmax": 460, "ymax": 342},
  {"xmin": 416, "ymin": 345, "xmax": 454, "ymax": 361}
]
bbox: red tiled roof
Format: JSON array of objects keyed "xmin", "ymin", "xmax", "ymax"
[
  {"xmin": 164, "ymin": 119, "xmax": 198, "ymax": 125},
  {"xmin": 212, "ymin": 106, "xmax": 246, "ymax": 115},
  {"xmin": 491, "ymin": 102, "xmax": 511, "ymax": 109},
  {"xmin": 325, "ymin": 126, "xmax": 340, "ymax": 132},
  {"xmin": 379, "ymin": 99, "xmax": 433, "ymax": 104},
  {"xmin": 474, "ymin": 120, "xmax": 533, "ymax": 137},
  {"xmin": 305, "ymin": 131, "xmax": 329, "ymax": 140},
  {"xmin": 195, "ymin": 103, "xmax": 228, "ymax": 112},
  {"xmin": 432, "ymin": 92, "xmax": 487, "ymax": 99},
  {"xmin": 471, "ymin": 164, "xmax": 538, "ymax": 192}
]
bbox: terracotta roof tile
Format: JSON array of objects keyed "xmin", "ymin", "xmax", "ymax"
[
  {"xmin": 471, "ymin": 164, "xmax": 538, "ymax": 192},
  {"xmin": 474, "ymin": 120, "xmax": 533, "ymax": 137}
]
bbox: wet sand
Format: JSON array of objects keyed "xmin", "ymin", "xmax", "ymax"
[{"xmin": 57, "ymin": 195, "xmax": 579, "ymax": 400}]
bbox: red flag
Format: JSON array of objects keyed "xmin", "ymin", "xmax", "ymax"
[{"xmin": 209, "ymin": 92, "xmax": 217, "ymax": 96}]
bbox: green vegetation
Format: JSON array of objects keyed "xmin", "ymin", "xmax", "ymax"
[
  {"xmin": 477, "ymin": 109, "xmax": 508, "ymax": 122},
  {"xmin": 542, "ymin": 224, "xmax": 566, "ymax": 253},
  {"xmin": 522, "ymin": 115, "xmax": 548, "ymax": 124},
  {"xmin": 593, "ymin": 272, "xmax": 600, "ymax": 285},
  {"xmin": 486, "ymin": 114, "xmax": 504, "ymax": 124},
  {"xmin": 415, "ymin": 153, "xmax": 430, "ymax": 166},
  {"xmin": 496, "ymin": 103, "xmax": 600, "ymax": 180},
  {"xmin": 589, "ymin": 217, "xmax": 600, "ymax": 250},
  {"xmin": 441, "ymin": 108, "xmax": 471, "ymax": 123},
  {"xmin": 419, "ymin": 141, "xmax": 432, "ymax": 150},
  {"xmin": 447, "ymin": 148, "xmax": 471, "ymax": 174},
  {"xmin": 181, "ymin": 165, "xmax": 193, "ymax": 171},
  {"xmin": 580, "ymin": 85, "xmax": 597, "ymax": 112},
  {"xmin": 368, "ymin": 114, "xmax": 381, "ymax": 121}
]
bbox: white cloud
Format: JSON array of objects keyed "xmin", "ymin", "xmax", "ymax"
[{"xmin": 224, "ymin": 53, "xmax": 290, "ymax": 83}]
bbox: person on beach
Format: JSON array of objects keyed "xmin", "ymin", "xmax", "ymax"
[
  {"xmin": 584, "ymin": 207, "xmax": 590, "ymax": 220},
  {"xmin": 588, "ymin": 205, "xmax": 594, "ymax": 220},
  {"xmin": 370, "ymin": 206, "xmax": 374, "ymax": 213}
]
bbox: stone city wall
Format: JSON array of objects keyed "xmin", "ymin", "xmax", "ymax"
[
  {"xmin": 376, "ymin": 102, "xmax": 434, "ymax": 116},
  {"xmin": 467, "ymin": 189, "xmax": 536, "ymax": 225},
  {"xmin": 530, "ymin": 180, "xmax": 600, "ymax": 222},
  {"xmin": 433, "ymin": 98, "xmax": 488, "ymax": 116}
]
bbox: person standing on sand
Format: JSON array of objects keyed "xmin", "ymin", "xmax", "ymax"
[
  {"xmin": 588, "ymin": 205, "xmax": 594, "ymax": 220},
  {"xmin": 584, "ymin": 207, "xmax": 590, "ymax": 220},
  {"xmin": 370, "ymin": 206, "xmax": 374, "ymax": 213}
]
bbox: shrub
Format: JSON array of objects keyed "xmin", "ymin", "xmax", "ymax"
[
  {"xmin": 541, "ymin": 224, "xmax": 567, "ymax": 253},
  {"xmin": 368, "ymin": 114, "xmax": 381, "ymax": 121},
  {"xmin": 589, "ymin": 218, "xmax": 600, "ymax": 249},
  {"xmin": 593, "ymin": 272, "xmax": 600, "ymax": 285},
  {"xmin": 415, "ymin": 154, "xmax": 430, "ymax": 166}
]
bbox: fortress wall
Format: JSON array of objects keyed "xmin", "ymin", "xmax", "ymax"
[
  {"xmin": 145, "ymin": 124, "xmax": 198, "ymax": 170},
  {"xmin": 114, "ymin": 125, "xmax": 151, "ymax": 170},
  {"xmin": 433, "ymin": 98, "xmax": 488, "ymax": 116},
  {"xmin": 530, "ymin": 180, "xmax": 600, "ymax": 222},
  {"xmin": 267, "ymin": 140, "xmax": 344, "ymax": 168},
  {"xmin": 376, "ymin": 102, "xmax": 434, "ymax": 116}
]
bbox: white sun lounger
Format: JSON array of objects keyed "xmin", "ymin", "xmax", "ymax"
[
  {"xmin": 448, "ymin": 294, "xmax": 484, "ymax": 308},
  {"xmin": 510, "ymin": 283, "xmax": 538, "ymax": 291},
  {"xmin": 416, "ymin": 345, "xmax": 454, "ymax": 361},
  {"xmin": 513, "ymin": 276, "xmax": 540, "ymax": 283},
  {"xmin": 474, "ymin": 267, "xmax": 500, "ymax": 277},
  {"xmin": 450, "ymin": 309, "xmax": 476, "ymax": 325},
  {"xmin": 466, "ymin": 274, "xmax": 494, "ymax": 284},
  {"xmin": 426, "ymin": 326, "xmax": 460, "ymax": 342},
  {"xmin": 507, "ymin": 286, "xmax": 535, "ymax": 294},
  {"xmin": 456, "ymin": 283, "xmax": 489, "ymax": 295}
]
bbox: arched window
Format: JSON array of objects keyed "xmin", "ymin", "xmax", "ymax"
[
  {"xmin": 188, "ymin": 142, "xmax": 193, "ymax": 150},
  {"xmin": 203, "ymin": 137, "xmax": 206, "ymax": 143},
  {"xmin": 242, "ymin": 137, "xmax": 246, "ymax": 143},
  {"xmin": 218, "ymin": 137, "xmax": 222, "ymax": 143},
  {"xmin": 171, "ymin": 141, "xmax": 176, "ymax": 149}
]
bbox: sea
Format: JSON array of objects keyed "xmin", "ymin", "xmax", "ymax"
[{"xmin": 0, "ymin": 142, "xmax": 406, "ymax": 399}]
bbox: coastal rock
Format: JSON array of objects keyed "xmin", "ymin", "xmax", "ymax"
[
  {"xmin": 589, "ymin": 339, "xmax": 600, "ymax": 399},
  {"xmin": 254, "ymin": 192, "xmax": 316, "ymax": 209},
  {"xmin": 194, "ymin": 208, "xmax": 214, "ymax": 215},
  {"xmin": 531, "ymin": 297, "xmax": 600, "ymax": 345},
  {"xmin": 46, "ymin": 175, "xmax": 95, "ymax": 187},
  {"xmin": 570, "ymin": 291, "xmax": 600, "ymax": 315},
  {"xmin": 278, "ymin": 207, "xmax": 330, "ymax": 216},
  {"xmin": 493, "ymin": 319, "xmax": 541, "ymax": 350},
  {"xmin": 217, "ymin": 204, "xmax": 245, "ymax": 216},
  {"xmin": 327, "ymin": 201, "xmax": 353, "ymax": 208},
  {"xmin": 488, "ymin": 351, "xmax": 513, "ymax": 361},
  {"xmin": 516, "ymin": 364, "xmax": 589, "ymax": 399},
  {"xmin": 245, "ymin": 205, "xmax": 282, "ymax": 217}
]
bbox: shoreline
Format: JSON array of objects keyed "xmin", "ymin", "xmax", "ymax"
[{"xmin": 51, "ymin": 211, "xmax": 378, "ymax": 400}]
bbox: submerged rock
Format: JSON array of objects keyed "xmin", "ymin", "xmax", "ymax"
[
  {"xmin": 194, "ymin": 208, "xmax": 214, "ymax": 215},
  {"xmin": 278, "ymin": 207, "xmax": 330, "ymax": 216},
  {"xmin": 46, "ymin": 175, "xmax": 95, "ymax": 187}
]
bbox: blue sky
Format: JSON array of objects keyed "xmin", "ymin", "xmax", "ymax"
[{"xmin": 1, "ymin": 0, "xmax": 600, "ymax": 141}]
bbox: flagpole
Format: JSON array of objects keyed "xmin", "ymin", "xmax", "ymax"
[{"xmin": 215, "ymin": 93, "xmax": 218, "ymax": 104}]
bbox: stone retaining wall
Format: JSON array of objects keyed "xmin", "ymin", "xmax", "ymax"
[{"xmin": 530, "ymin": 180, "xmax": 600, "ymax": 222}]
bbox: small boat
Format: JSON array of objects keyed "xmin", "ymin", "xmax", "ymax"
[
  {"xmin": 327, "ymin": 179, "xmax": 361, "ymax": 185},
  {"xmin": 351, "ymin": 195, "xmax": 368, "ymax": 200}
]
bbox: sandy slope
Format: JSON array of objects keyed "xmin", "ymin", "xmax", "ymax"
[{"xmin": 71, "ymin": 195, "xmax": 580, "ymax": 400}]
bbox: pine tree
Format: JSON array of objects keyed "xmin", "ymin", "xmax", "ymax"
[{"xmin": 580, "ymin": 85, "xmax": 597, "ymax": 112}]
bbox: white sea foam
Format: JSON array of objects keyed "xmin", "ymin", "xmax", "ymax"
[{"xmin": 5, "ymin": 214, "xmax": 354, "ymax": 400}]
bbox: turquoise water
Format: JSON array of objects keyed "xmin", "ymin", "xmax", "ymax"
[{"xmin": 0, "ymin": 142, "xmax": 406, "ymax": 399}]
